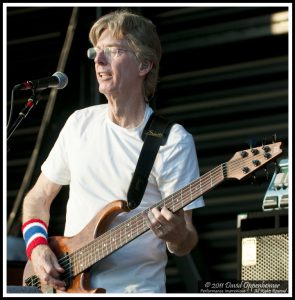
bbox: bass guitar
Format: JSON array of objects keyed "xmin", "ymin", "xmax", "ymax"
[{"xmin": 23, "ymin": 142, "xmax": 283, "ymax": 293}]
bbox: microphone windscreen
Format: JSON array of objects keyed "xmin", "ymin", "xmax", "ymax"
[{"xmin": 53, "ymin": 71, "xmax": 68, "ymax": 89}]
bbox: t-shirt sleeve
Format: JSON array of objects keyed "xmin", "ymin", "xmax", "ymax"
[
  {"xmin": 41, "ymin": 115, "xmax": 73, "ymax": 185},
  {"xmin": 156, "ymin": 125, "xmax": 204, "ymax": 211}
]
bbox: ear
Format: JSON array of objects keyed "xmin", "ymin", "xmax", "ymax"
[{"xmin": 139, "ymin": 61, "xmax": 153, "ymax": 76}]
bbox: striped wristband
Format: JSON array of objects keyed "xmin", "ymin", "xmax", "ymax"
[{"xmin": 22, "ymin": 219, "xmax": 49, "ymax": 260}]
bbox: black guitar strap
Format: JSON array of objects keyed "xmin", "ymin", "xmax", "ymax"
[{"xmin": 127, "ymin": 112, "xmax": 174, "ymax": 210}]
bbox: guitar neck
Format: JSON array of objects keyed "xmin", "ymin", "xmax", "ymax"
[{"xmin": 66, "ymin": 163, "xmax": 226, "ymax": 277}]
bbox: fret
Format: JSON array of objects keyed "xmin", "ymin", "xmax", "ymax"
[
  {"xmin": 203, "ymin": 174, "xmax": 209, "ymax": 192},
  {"xmin": 87, "ymin": 245, "xmax": 91, "ymax": 269},
  {"xmin": 199, "ymin": 175, "xmax": 203, "ymax": 195},
  {"xmin": 180, "ymin": 188, "xmax": 183, "ymax": 209},
  {"xmin": 95, "ymin": 241, "xmax": 100, "ymax": 261},
  {"xmin": 172, "ymin": 194, "xmax": 175, "ymax": 212},
  {"xmin": 210, "ymin": 170, "xmax": 213, "ymax": 187},
  {"xmin": 111, "ymin": 236, "xmax": 114, "ymax": 252},
  {"xmin": 124, "ymin": 221, "xmax": 127, "ymax": 245},
  {"xmin": 104, "ymin": 237, "xmax": 109, "ymax": 255},
  {"xmin": 78, "ymin": 251, "xmax": 84, "ymax": 273},
  {"xmin": 127, "ymin": 222, "xmax": 131, "ymax": 240},
  {"xmin": 73, "ymin": 254, "xmax": 78, "ymax": 275},
  {"xmin": 106, "ymin": 237, "xmax": 110, "ymax": 255},
  {"xmin": 129, "ymin": 224, "xmax": 133, "ymax": 241},
  {"xmin": 107, "ymin": 237, "xmax": 111, "ymax": 254},
  {"xmin": 71, "ymin": 253, "xmax": 78, "ymax": 276},
  {"xmin": 142, "ymin": 214, "xmax": 145, "ymax": 233},
  {"xmin": 119, "ymin": 226, "xmax": 122, "ymax": 248},
  {"xmin": 136, "ymin": 216, "xmax": 139, "ymax": 236}
]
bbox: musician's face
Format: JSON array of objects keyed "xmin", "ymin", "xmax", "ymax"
[{"xmin": 93, "ymin": 29, "xmax": 142, "ymax": 98}]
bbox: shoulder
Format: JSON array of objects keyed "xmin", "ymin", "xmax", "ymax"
[
  {"xmin": 64, "ymin": 104, "xmax": 107, "ymax": 128},
  {"xmin": 156, "ymin": 119, "xmax": 196, "ymax": 163},
  {"xmin": 166, "ymin": 122, "xmax": 194, "ymax": 146},
  {"xmin": 57, "ymin": 104, "xmax": 107, "ymax": 140},
  {"xmin": 69, "ymin": 104, "xmax": 107, "ymax": 122}
]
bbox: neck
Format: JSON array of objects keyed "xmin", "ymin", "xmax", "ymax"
[{"xmin": 107, "ymin": 95, "xmax": 147, "ymax": 128}]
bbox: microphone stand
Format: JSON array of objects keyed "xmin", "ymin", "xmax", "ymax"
[{"xmin": 7, "ymin": 90, "xmax": 41, "ymax": 142}]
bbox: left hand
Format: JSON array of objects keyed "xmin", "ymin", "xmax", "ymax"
[{"xmin": 145, "ymin": 206, "xmax": 188, "ymax": 243}]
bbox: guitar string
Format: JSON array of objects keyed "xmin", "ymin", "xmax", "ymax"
[
  {"xmin": 70, "ymin": 150, "xmax": 275, "ymax": 274},
  {"xmin": 26, "ymin": 163, "xmax": 225, "ymax": 286},
  {"xmin": 27, "ymin": 147, "xmax": 277, "ymax": 287},
  {"xmin": 28, "ymin": 148, "xmax": 274, "ymax": 286},
  {"xmin": 28, "ymin": 162, "xmax": 227, "ymax": 284},
  {"xmin": 60, "ymin": 148, "xmax": 277, "ymax": 275},
  {"xmin": 53, "ymin": 163, "xmax": 224, "ymax": 272},
  {"xmin": 27, "ymin": 149, "xmax": 271, "ymax": 287}
]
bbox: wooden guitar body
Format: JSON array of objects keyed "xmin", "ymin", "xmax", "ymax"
[{"xmin": 23, "ymin": 200, "xmax": 129, "ymax": 293}]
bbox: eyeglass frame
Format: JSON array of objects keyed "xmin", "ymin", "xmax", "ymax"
[{"xmin": 87, "ymin": 46, "xmax": 133, "ymax": 61}]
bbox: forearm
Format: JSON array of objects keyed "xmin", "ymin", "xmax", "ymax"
[
  {"xmin": 166, "ymin": 223, "xmax": 198, "ymax": 256},
  {"xmin": 22, "ymin": 173, "xmax": 61, "ymax": 224},
  {"xmin": 22, "ymin": 192, "xmax": 51, "ymax": 224},
  {"xmin": 21, "ymin": 174, "xmax": 66, "ymax": 291}
]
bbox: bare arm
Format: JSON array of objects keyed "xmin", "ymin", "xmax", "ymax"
[
  {"xmin": 22, "ymin": 172, "xmax": 66, "ymax": 291},
  {"xmin": 147, "ymin": 208, "xmax": 198, "ymax": 256},
  {"xmin": 23, "ymin": 172, "xmax": 62, "ymax": 223},
  {"xmin": 165, "ymin": 209, "xmax": 198, "ymax": 256}
]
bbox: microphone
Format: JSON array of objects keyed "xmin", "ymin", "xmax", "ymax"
[{"xmin": 14, "ymin": 71, "xmax": 68, "ymax": 91}]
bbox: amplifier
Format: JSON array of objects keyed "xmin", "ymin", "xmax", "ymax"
[{"xmin": 237, "ymin": 210, "xmax": 288, "ymax": 280}]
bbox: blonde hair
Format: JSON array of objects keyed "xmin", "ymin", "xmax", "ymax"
[{"xmin": 89, "ymin": 9, "xmax": 162, "ymax": 101}]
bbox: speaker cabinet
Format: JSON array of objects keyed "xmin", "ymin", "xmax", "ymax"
[{"xmin": 237, "ymin": 210, "xmax": 288, "ymax": 280}]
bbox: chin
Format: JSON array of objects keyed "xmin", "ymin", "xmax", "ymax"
[{"xmin": 99, "ymin": 86, "xmax": 118, "ymax": 96}]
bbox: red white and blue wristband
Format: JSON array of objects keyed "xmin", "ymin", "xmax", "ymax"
[{"xmin": 22, "ymin": 219, "xmax": 48, "ymax": 260}]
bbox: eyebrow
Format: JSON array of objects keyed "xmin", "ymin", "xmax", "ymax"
[{"xmin": 95, "ymin": 43, "xmax": 125, "ymax": 49}]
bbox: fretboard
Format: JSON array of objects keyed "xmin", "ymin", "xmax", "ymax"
[{"xmin": 64, "ymin": 163, "xmax": 227, "ymax": 277}]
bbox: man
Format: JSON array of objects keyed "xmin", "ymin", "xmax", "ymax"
[{"xmin": 22, "ymin": 9, "xmax": 204, "ymax": 293}]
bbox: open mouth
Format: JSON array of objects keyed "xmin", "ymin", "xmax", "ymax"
[{"xmin": 99, "ymin": 72, "xmax": 112, "ymax": 79}]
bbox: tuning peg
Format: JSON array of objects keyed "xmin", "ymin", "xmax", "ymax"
[
  {"xmin": 251, "ymin": 148, "xmax": 259, "ymax": 155},
  {"xmin": 262, "ymin": 137, "xmax": 272, "ymax": 152},
  {"xmin": 262, "ymin": 145, "xmax": 271, "ymax": 152},
  {"xmin": 240, "ymin": 150, "xmax": 248, "ymax": 158}
]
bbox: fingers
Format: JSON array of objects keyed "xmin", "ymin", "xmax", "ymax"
[
  {"xmin": 42, "ymin": 272, "xmax": 66, "ymax": 291},
  {"xmin": 149, "ymin": 206, "xmax": 176, "ymax": 225},
  {"xmin": 145, "ymin": 206, "xmax": 176, "ymax": 236},
  {"xmin": 31, "ymin": 245, "xmax": 66, "ymax": 291},
  {"xmin": 41, "ymin": 261, "xmax": 66, "ymax": 291},
  {"xmin": 51, "ymin": 255, "xmax": 65, "ymax": 275}
]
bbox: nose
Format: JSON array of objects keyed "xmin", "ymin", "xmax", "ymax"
[
  {"xmin": 94, "ymin": 49, "xmax": 108, "ymax": 65},
  {"xmin": 87, "ymin": 48, "xmax": 107, "ymax": 64}
]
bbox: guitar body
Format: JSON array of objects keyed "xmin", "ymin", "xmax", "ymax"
[{"xmin": 23, "ymin": 200, "xmax": 130, "ymax": 293}]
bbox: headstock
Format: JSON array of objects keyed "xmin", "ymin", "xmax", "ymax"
[{"xmin": 226, "ymin": 142, "xmax": 283, "ymax": 180}]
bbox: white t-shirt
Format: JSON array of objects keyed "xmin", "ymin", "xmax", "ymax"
[{"xmin": 41, "ymin": 104, "xmax": 204, "ymax": 293}]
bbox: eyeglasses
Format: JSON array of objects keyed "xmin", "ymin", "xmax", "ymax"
[{"xmin": 87, "ymin": 47, "xmax": 132, "ymax": 61}]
